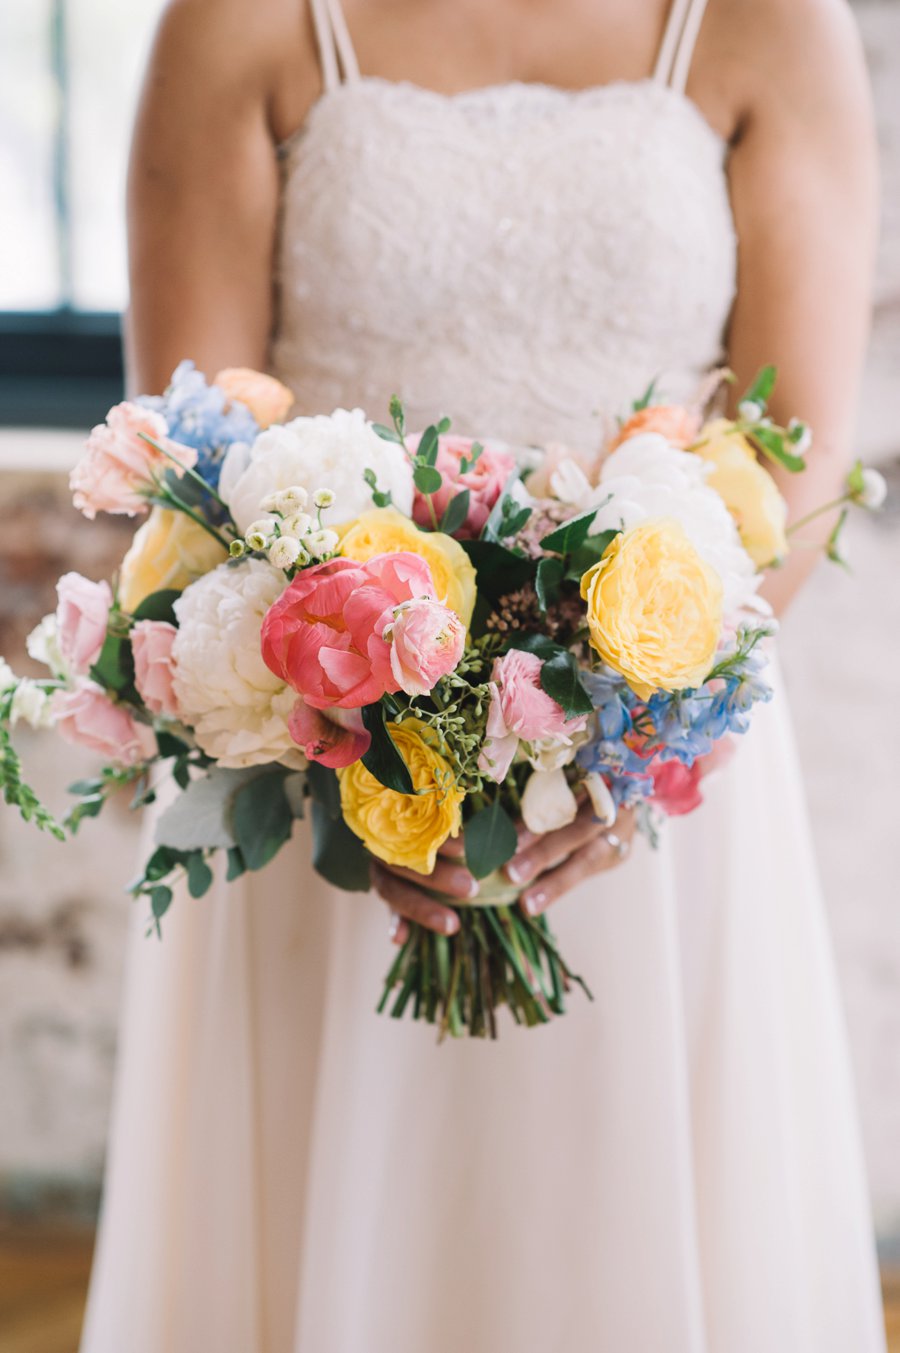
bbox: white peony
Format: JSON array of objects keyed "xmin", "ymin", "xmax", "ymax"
[
  {"xmin": 172, "ymin": 559, "xmax": 306, "ymax": 770},
  {"xmin": 220, "ymin": 407, "xmax": 414, "ymax": 534},
  {"xmin": 551, "ymin": 433, "xmax": 762, "ymax": 618}
]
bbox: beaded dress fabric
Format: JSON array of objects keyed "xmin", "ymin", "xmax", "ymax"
[{"xmin": 80, "ymin": 2, "xmax": 886, "ymax": 1351}]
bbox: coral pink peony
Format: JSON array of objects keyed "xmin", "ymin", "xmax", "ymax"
[
  {"xmin": 478, "ymin": 649, "xmax": 587, "ymax": 782},
  {"xmin": 131, "ymin": 620, "xmax": 180, "ymax": 718},
  {"xmin": 261, "ymin": 553, "xmax": 436, "ymax": 709},
  {"xmin": 51, "ymin": 682, "xmax": 153, "ymax": 765},
  {"xmin": 70, "ymin": 402, "xmax": 197, "ymax": 519},
  {"xmin": 386, "ymin": 597, "xmax": 465, "ymax": 697},
  {"xmin": 408, "ymin": 434, "xmax": 517, "ymax": 537},
  {"xmin": 56, "ymin": 572, "xmax": 112, "ymax": 675},
  {"xmin": 287, "ymin": 701, "xmax": 370, "ymax": 768}
]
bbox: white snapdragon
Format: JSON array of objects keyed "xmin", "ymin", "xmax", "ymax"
[{"xmin": 10, "ymin": 679, "xmax": 53, "ymax": 729}]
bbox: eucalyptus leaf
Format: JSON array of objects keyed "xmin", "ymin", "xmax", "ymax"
[
  {"xmin": 372, "ymin": 422, "xmax": 402, "ymax": 444},
  {"xmin": 413, "ymin": 463, "xmax": 443, "ymax": 495},
  {"xmin": 481, "ymin": 470, "xmax": 525, "ymax": 542},
  {"xmin": 154, "ymin": 765, "xmax": 265, "ymax": 851},
  {"xmin": 464, "ymin": 798, "xmax": 518, "ymax": 880},
  {"xmin": 417, "ymin": 425, "xmax": 440, "ymax": 467},
  {"xmin": 186, "ymin": 853, "xmax": 214, "ymax": 899},
  {"xmin": 150, "ymin": 885, "xmax": 173, "ymax": 921},
  {"xmin": 439, "ymin": 490, "xmax": 471, "ymax": 536}
]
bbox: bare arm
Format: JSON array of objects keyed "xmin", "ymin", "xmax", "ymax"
[
  {"xmin": 723, "ymin": 0, "xmax": 878, "ymax": 612},
  {"xmin": 125, "ymin": 0, "xmax": 314, "ymax": 393}
]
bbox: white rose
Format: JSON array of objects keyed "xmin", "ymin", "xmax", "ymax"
[
  {"xmin": 520, "ymin": 768, "xmax": 579, "ymax": 835},
  {"xmin": 10, "ymin": 680, "xmax": 53, "ymax": 729},
  {"xmin": 172, "ymin": 558, "xmax": 305, "ymax": 769},
  {"xmin": 220, "ymin": 408, "xmax": 414, "ymax": 534}
]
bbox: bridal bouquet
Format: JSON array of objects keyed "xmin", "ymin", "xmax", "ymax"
[{"xmin": 0, "ymin": 363, "xmax": 884, "ymax": 1037}]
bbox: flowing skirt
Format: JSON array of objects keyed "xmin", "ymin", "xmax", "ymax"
[{"xmin": 79, "ymin": 670, "xmax": 886, "ymax": 1353}]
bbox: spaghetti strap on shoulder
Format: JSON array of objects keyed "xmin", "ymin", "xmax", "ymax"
[
  {"xmin": 308, "ymin": 0, "xmax": 360, "ymax": 92},
  {"xmin": 653, "ymin": 0, "xmax": 711, "ymax": 94}
]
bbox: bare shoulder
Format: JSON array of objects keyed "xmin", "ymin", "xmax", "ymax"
[
  {"xmin": 145, "ymin": 0, "xmax": 317, "ymax": 135},
  {"xmin": 711, "ymin": 0, "xmax": 873, "ymax": 135}
]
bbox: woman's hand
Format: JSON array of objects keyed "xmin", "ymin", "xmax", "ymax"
[{"xmin": 371, "ymin": 804, "xmax": 636, "ymax": 944}]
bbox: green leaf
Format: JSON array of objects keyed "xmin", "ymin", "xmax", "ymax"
[
  {"xmin": 481, "ymin": 471, "xmax": 525, "ymax": 542},
  {"xmin": 435, "ymin": 415, "xmax": 452, "ymax": 435},
  {"xmin": 742, "ymin": 364, "xmax": 777, "ymax": 409},
  {"xmin": 372, "ymin": 422, "xmax": 402, "ymax": 444},
  {"xmin": 413, "ymin": 463, "xmax": 443, "ymax": 495},
  {"xmin": 226, "ymin": 847, "xmax": 247, "ymax": 881},
  {"xmin": 459, "ymin": 540, "xmax": 536, "ymax": 602},
  {"xmin": 540, "ymin": 510, "xmax": 598, "ymax": 555},
  {"xmin": 632, "ymin": 376, "xmax": 659, "ymax": 412},
  {"xmin": 231, "ymin": 771, "xmax": 293, "ymax": 871},
  {"xmin": 150, "ymin": 885, "xmax": 173, "ymax": 920},
  {"xmin": 155, "ymin": 730, "xmax": 190, "ymax": 759},
  {"xmin": 130, "ymin": 589, "xmax": 182, "ymax": 625},
  {"xmin": 505, "ymin": 633, "xmax": 563, "ymax": 661},
  {"xmin": 464, "ymin": 798, "xmax": 518, "ymax": 880},
  {"xmin": 360, "ymin": 704, "xmax": 414, "ymax": 794},
  {"xmin": 186, "ymin": 853, "xmax": 214, "ymax": 899},
  {"xmin": 540, "ymin": 651, "xmax": 593, "ymax": 718},
  {"xmin": 535, "ymin": 556, "xmax": 564, "ymax": 611},
  {"xmin": 89, "ymin": 632, "xmax": 134, "ymax": 694},
  {"xmin": 499, "ymin": 505, "xmax": 532, "ymax": 538},
  {"xmin": 154, "ymin": 765, "xmax": 266, "ymax": 851},
  {"xmin": 751, "ymin": 425, "xmax": 806, "ymax": 474},
  {"xmin": 459, "ymin": 441, "xmax": 483, "ymax": 473},
  {"xmin": 311, "ymin": 797, "xmax": 371, "ymax": 891},
  {"xmin": 565, "ymin": 528, "xmax": 620, "ymax": 581},
  {"xmin": 68, "ymin": 777, "xmax": 104, "ymax": 796},
  {"xmin": 417, "ymin": 425, "xmax": 440, "ymax": 467},
  {"xmin": 439, "ymin": 489, "xmax": 471, "ymax": 536}
]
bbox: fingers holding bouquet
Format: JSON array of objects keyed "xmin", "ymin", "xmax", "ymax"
[{"xmin": 506, "ymin": 802, "xmax": 637, "ymax": 917}]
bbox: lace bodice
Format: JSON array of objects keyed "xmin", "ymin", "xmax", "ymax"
[{"xmin": 269, "ymin": 15, "xmax": 737, "ymax": 454}]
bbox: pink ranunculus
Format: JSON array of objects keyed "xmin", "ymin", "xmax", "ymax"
[
  {"xmin": 56, "ymin": 572, "xmax": 113, "ymax": 675},
  {"xmin": 288, "ymin": 700, "xmax": 370, "ymax": 768},
  {"xmin": 51, "ymin": 682, "xmax": 154, "ymax": 766},
  {"xmin": 131, "ymin": 620, "xmax": 180, "ymax": 718},
  {"xmin": 261, "ymin": 553, "xmax": 436, "ymax": 709},
  {"xmin": 408, "ymin": 434, "xmax": 518, "ymax": 537},
  {"xmin": 70, "ymin": 402, "xmax": 197, "ymax": 519},
  {"xmin": 649, "ymin": 737, "xmax": 737, "ymax": 816},
  {"xmin": 386, "ymin": 597, "xmax": 465, "ymax": 697},
  {"xmin": 477, "ymin": 649, "xmax": 588, "ymax": 783}
]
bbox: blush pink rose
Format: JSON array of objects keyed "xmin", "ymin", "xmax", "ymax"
[
  {"xmin": 51, "ymin": 682, "xmax": 153, "ymax": 766},
  {"xmin": 408, "ymin": 434, "xmax": 517, "ymax": 537},
  {"xmin": 131, "ymin": 620, "xmax": 179, "ymax": 718},
  {"xmin": 478, "ymin": 649, "xmax": 588, "ymax": 783},
  {"xmin": 261, "ymin": 553, "xmax": 436, "ymax": 709},
  {"xmin": 56, "ymin": 572, "xmax": 112, "ymax": 675},
  {"xmin": 70, "ymin": 402, "xmax": 197, "ymax": 519},
  {"xmin": 386, "ymin": 597, "xmax": 465, "ymax": 697},
  {"xmin": 287, "ymin": 701, "xmax": 370, "ymax": 768}
]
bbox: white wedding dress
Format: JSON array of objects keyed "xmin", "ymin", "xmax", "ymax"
[{"xmin": 80, "ymin": 1, "xmax": 886, "ymax": 1350}]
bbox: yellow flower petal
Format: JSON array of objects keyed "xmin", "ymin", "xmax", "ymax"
[{"xmin": 339, "ymin": 506, "xmax": 476, "ymax": 627}]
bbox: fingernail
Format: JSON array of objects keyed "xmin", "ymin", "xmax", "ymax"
[
  {"xmin": 438, "ymin": 912, "xmax": 459, "ymax": 935},
  {"xmin": 465, "ymin": 877, "xmax": 480, "ymax": 900},
  {"xmin": 522, "ymin": 890, "xmax": 546, "ymax": 916},
  {"xmin": 388, "ymin": 912, "xmax": 401, "ymax": 939},
  {"xmin": 505, "ymin": 857, "xmax": 528, "ymax": 884}
]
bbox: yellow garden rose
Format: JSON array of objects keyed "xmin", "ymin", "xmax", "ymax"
[
  {"xmin": 692, "ymin": 419, "xmax": 789, "ymax": 567},
  {"xmin": 339, "ymin": 506, "xmax": 477, "ymax": 627},
  {"xmin": 213, "ymin": 368, "xmax": 295, "ymax": 429},
  {"xmin": 338, "ymin": 718, "xmax": 464, "ymax": 874},
  {"xmin": 118, "ymin": 506, "xmax": 228, "ymax": 612},
  {"xmin": 581, "ymin": 519, "xmax": 723, "ymax": 700}
]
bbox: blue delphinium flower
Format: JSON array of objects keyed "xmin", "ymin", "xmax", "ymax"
[{"xmin": 141, "ymin": 361, "xmax": 259, "ymax": 490}]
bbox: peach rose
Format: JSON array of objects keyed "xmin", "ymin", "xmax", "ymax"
[
  {"xmin": 70, "ymin": 403, "xmax": 197, "ymax": 519},
  {"xmin": 51, "ymin": 682, "xmax": 153, "ymax": 765},
  {"xmin": 608, "ymin": 405, "xmax": 701, "ymax": 453},
  {"xmin": 56, "ymin": 572, "xmax": 112, "ymax": 675},
  {"xmin": 214, "ymin": 368, "xmax": 295, "ymax": 429},
  {"xmin": 131, "ymin": 620, "xmax": 180, "ymax": 718}
]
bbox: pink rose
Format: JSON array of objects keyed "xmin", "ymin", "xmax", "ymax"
[
  {"xmin": 478, "ymin": 649, "xmax": 588, "ymax": 783},
  {"xmin": 56, "ymin": 572, "xmax": 112, "ymax": 675},
  {"xmin": 51, "ymin": 682, "xmax": 153, "ymax": 766},
  {"xmin": 261, "ymin": 553, "xmax": 436, "ymax": 709},
  {"xmin": 70, "ymin": 402, "xmax": 197, "ymax": 519},
  {"xmin": 408, "ymin": 435, "xmax": 517, "ymax": 537},
  {"xmin": 287, "ymin": 701, "xmax": 370, "ymax": 768},
  {"xmin": 386, "ymin": 597, "xmax": 465, "ymax": 697},
  {"xmin": 131, "ymin": 620, "xmax": 179, "ymax": 718}
]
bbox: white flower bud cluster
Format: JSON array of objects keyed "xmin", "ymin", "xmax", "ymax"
[
  {"xmin": 787, "ymin": 418, "xmax": 813, "ymax": 457},
  {"xmin": 236, "ymin": 484, "xmax": 340, "ymax": 573},
  {"xmin": 9, "ymin": 679, "xmax": 53, "ymax": 729},
  {"xmin": 0, "ymin": 657, "xmax": 17, "ymax": 693},
  {"xmin": 855, "ymin": 467, "xmax": 887, "ymax": 511}
]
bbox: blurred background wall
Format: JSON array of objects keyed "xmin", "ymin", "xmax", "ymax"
[{"xmin": 0, "ymin": 0, "xmax": 899, "ymax": 1244}]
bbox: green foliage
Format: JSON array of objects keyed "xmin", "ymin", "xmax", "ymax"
[
  {"xmin": 0, "ymin": 689, "xmax": 66, "ymax": 840},
  {"xmin": 742, "ymin": 365, "xmax": 777, "ymax": 409},
  {"xmin": 535, "ymin": 556, "xmax": 564, "ymax": 611},
  {"xmin": 231, "ymin": 770, "xmax": 293, "ymax": 871},
  {"xmin": 131, "ymin": 589, "xmax": 182, "ymax": 625},
  {"xmin": 459, "ymin": 540, "xmax": 536, "ymax": 602},
  {"xmin": 360, "ymin": 703, "xmax": 415, "ymax": 794},
  {"xmin": 538, "ymin": 650, "xmax": 594, "ymax": 718},
  {"xmin": 363, "ymin": 467, "xmax": 393, "ymax": 508},
  {"xmin": 306, "ymin": 762, "xmax": 371, "ymax": 891},
  {"xmin": 439, "ymin": 489, "xmax": 470, "ymax": 535},
  {"xmin": 464, "ymin": 796, "xmax": 518, "ymax": 879},
  {"xmin": 90, "ymin": 631, "xmax": 135, "ymax": 696},
  {"xmin": 540, "ymin": 510, "xmax": 598, "ymax": 555},
  {"xmin": 413, "ymin": 463, "xmax": 443, "ymax": 495}
]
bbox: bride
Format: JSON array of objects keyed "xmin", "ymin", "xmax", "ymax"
[{"xmin": 81, "ymin": 1, "xmax": 885, "ymax": 1350}]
